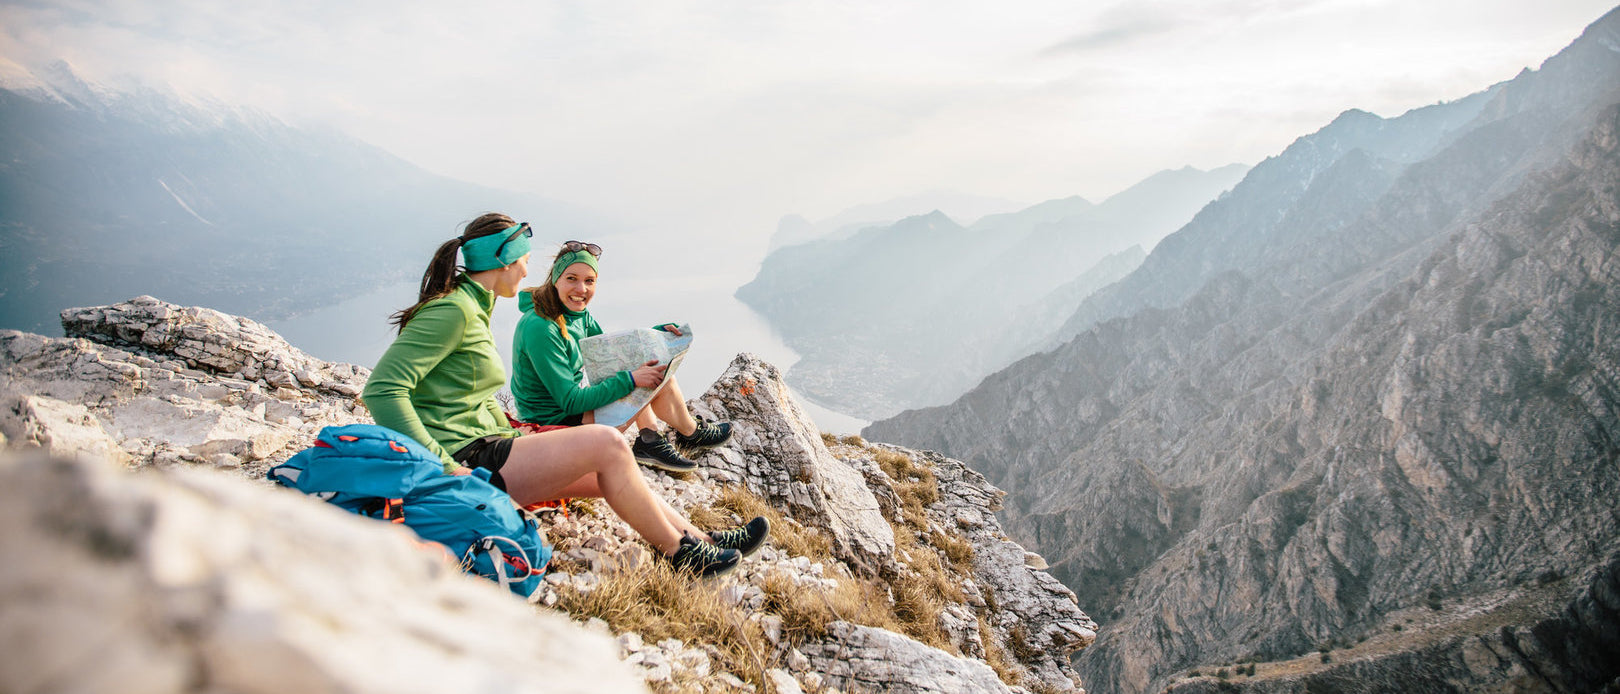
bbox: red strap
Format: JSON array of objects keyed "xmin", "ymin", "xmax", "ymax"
[{"xmin": 382, "ymin": 498, "xmax": 405, "ymax": 524}]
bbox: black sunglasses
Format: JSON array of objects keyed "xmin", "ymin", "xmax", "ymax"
[
  {"xmin": 561, "ymin": 240, "xmax": 603, "ymax": 258},
  {"xmin": 494, "ymin": 222, "xmax": 533, "ymax": 259}
]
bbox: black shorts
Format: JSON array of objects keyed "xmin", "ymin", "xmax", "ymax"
[
  {"xmin": 555, "ymin": 413, "xmax": 584, "ymax": 427},
  {"xmin": 452, "ymin": 435, "xmax": 514, "ymax": 491}
]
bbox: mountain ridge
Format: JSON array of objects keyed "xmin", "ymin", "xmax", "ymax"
[{"xmin": 866, "ymin": 8, "xmax": 1620, "ymax": 693}]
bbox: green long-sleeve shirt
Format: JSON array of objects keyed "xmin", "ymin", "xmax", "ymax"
[
  {"xmin": 510, "ymin": 291, "xmax": 635, "ymax": 425},
  {"xmin": 362, "ymin": 277, "xmax": 515, "ymax": 471}
]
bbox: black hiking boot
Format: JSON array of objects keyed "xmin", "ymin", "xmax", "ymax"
[
  {"xmin": 675, "ymin": 416, "xmax": 732, "ymax": 448},
  {"xmin": 632, "ymin": 428, "xmax": 698, "ymax": 472},
  {"xmin": 668, "ymin": 533, "xmax": 741, "ymax": 577},
  {"xmin": 708, "ymin": 516, "xmax": 770, "ymax": 558}
]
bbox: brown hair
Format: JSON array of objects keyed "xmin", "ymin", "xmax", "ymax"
[
  {"xmin": 525, "ymin": 248, "xmax": 592, "ymax": 339},
  {"xmin": 389, "ymin": 212, "xmax": 515, "ymax": 331}
]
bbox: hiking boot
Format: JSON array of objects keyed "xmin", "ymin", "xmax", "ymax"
[
  {"xmin": 668, "ymin": 533, "xmax": 741, "ymax": 577},
  {"xmin": 676, "ymin": 416, "xmax": 732, "ymax": 448},
  {"xmin": 708, "ymin": 516, "xmax": 770, "ymax": 558},
  {"xmin": 632, "ymin": 428, "xmax": 698, "ymax": 472}
]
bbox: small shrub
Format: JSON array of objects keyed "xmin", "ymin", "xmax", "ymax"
[
  {"xmin": 1425, "ymin": 587, "xmax": 1444, "ymax": 611},
  {"xmin": 1216, "ymin": 668, "xmax": 1229, "ymax": 679},
  {"xmin": 1392, "ymin": 624, "xmax": 1403, "ymax": 632},
  {"xmin": 1537, "ymin": 569, "xmax": 1563, "ymax": 585},
  {"xmin": 840, "ymin": 434, "xmax": 865, "ymax": 446},
  {"xmin": 820, "ymin": 432, "xmax": 838, "ymax": 446},
  {"xmin": 1189, "ymin": 670, "xmax": 1201, "ymax": 677},
  {"xmin": 1320, "ymin": 653, "xmax": 1332, "ymax": 664}
]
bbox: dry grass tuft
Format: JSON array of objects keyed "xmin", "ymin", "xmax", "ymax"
[
  {"xmin": 684, "ymin": 503, "xmax": 731, "ymax": 530},
  {"xmin": 1008, "ymin": 623, "xmax": 1040, "ymax": 663},
  {"xmin": 820, "ymin": 432, "xmax": 839, "ymax": 447},
  {"xmin": 978, "ymin": 616, "xmax": 1024, "ymax": 686},
  {"xmin": 702, "ymin": 485, "xmax": 835, "ymax": 563},
  {"xmin": 933, "ymin": 530, "xmax": 976, "ymax": 571},
  {"xmin": 840, "ymin": 434, "xmax": 865, "ymax": 447},
  {"xmin": 551, "ymin": 560, "xmax": 767, "ymax": 690},
  {"xmin": 871, "ymin": 447, "xmax": 941, "ymax": 531},
  {"xmin": 567, "ymin": 497, "xmax": 605, "ymax": 517},
  {"xmin": 760, "ymin": 570, "xmax": 836, "ymax": 640}
]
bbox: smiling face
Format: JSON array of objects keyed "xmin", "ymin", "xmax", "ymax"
[{"xmin": 553, "ymin": 261, "xmax": 597, "ymax": 311}]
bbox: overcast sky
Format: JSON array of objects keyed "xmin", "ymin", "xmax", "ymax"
[{"xmin": 1, "ymin": 0, "xmax": 1614, "ymax": 241}]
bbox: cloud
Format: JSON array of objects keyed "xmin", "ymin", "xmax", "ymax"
[{"xmin": 1040, "ymin": 3, "xmax": 1183, "ymax": 55}]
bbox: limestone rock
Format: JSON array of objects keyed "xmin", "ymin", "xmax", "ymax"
[
  {"xmin": 3, "ymin": 300, "xmax": 368, "ymax": 477},
  {"xmin": 0, "ymin": 450, "xmax": 647, "ymax": 694},
  {"xmin": 60, "ymin": 296, "xmax": 368, "ymax": 400},
  {"xmin": 801, "ymin": 622, "xmax": 1016, "ymax": 694},
  {"xmin": 690, "ymin": 354, "xmax": 895, "ymax": 570}
]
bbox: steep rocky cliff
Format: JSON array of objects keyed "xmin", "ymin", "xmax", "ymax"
[
  {"xmin": 0, "ymin": 297, "xmax": 1093, "ymax": 693},
  {"xmin": 868, "ymin": 10, "xmax": 1620, "ymax": 694}
]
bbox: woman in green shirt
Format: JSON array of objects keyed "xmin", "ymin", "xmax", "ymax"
[
  {"xmin": 361, "ymin": 213, "xmax": 764, "ymax": 576},
  {"xmin": 510, "ymin": 242, "xmax": 732, "ymax": 472}
]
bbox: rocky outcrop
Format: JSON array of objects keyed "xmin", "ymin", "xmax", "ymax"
[
  {"xmin": 1, "ymin": 300, "xmax": 1092, "ymax": 693},
  {"xmin": 61, "ymin": 296, "xmax": 368, "ymax": 397},
  {"xmin": 867, "ymin": 10, "xmax": 1620, "ymax": 694},
  {"xmin": 689, "ymin": 356, "xmax": 896, "ymax": 570},
  {"xmin": 0, "ymin": 449, "xmax": 646, "ymax": 694},
  {"xmin": 2, "ymin": 297, "xmax": 368, "ymax": 475}
]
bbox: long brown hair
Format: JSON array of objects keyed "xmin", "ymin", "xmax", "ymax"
[
  {"xmin": 389, "ymin": 212, "xmax": 515, "ymax": 331},
  {"xmin": 525, "ymin": 248, "xmax": 587, "ymax": 339}
]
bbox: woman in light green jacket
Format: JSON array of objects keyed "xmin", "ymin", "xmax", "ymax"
[{"xmin": 361, "ymin": 213, "xmax": 763, "ymax": 576}]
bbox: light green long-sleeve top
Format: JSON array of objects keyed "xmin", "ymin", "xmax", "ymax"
[
  {"xmin": 509, "ymin": 291, "xmax": 635, "ymax": 425},
  {"xmin": 362, "ymin": 277, "xmax": 515, "ymax": 471}
]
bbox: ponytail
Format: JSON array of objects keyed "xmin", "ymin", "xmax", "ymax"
[
  {"xmin": 390, "ymin": 213, "xmax": 516, "ymax": 332},
  {"xmin": 526, "ymin": 284, "xmax": 575, "ymax": 342}
]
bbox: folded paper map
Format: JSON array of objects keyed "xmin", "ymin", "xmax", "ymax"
[{"xmin": 578, "ymin": 324, "xmax": 693, "ymax": 428}]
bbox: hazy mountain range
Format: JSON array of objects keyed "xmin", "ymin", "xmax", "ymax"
[
  {"xmin": 738, "ymin": 163, "xmax": 1249, "ymax": 420},
  {"xmin": 868, "ymin": 8, "xmax": 1620, "ymax": 693},
  {"xmin": 0, "ymin": 62, "xmax": 618, "ymax": 335},
  {"xmin": 769, "ymin": 190, "xmax": 1028, "ymax": 251}
]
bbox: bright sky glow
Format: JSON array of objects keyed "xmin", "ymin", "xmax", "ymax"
[{"xmin": 1, "ymin": 0, "xmax": 1613, "ymax": 240}]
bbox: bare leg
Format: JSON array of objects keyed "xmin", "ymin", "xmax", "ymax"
[
  {"xmin": 632, "ymin": 406, "xmax": 659, "ymax": 434},
  {"xmin": 649, "ymin": 377, "xmax": 698, "ymax": 437},
  {"xmin": 498, "ymin": 424, "xmax": 684, "ymax": 554},
  {"xmin": 545, "ymin": 472, "xmax": 708, "ymax": 538}
]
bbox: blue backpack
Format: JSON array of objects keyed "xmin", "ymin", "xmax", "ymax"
[{"xmin": 269, "ymin": 424, "xmax": 551, "ymax": 597}]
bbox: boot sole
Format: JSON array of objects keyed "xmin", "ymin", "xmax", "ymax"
[{"xmin": 633, "ymin": 453, "xmax": 698, "ymax": 472}]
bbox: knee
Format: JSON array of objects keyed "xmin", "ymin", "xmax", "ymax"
[{"xmin": 581, "ymin": 424, "xmax": 632, "ymax": 460}]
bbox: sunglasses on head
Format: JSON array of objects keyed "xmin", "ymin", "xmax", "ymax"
[
  {"xmin": 561, "ymin": 240, "xmax": 603, "ymax": 258},
  {"xmin": 494, "ymin": 222, "xmax": 533, "ymax": 259}
]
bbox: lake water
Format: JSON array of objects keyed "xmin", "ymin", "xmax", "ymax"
[{"xmin": 269, "ymin": 262, "xmax": 871, "ymax": 435}]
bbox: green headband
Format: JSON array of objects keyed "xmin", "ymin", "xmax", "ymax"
[
  {"xmin": 549, "ymin": 249, "xmax": 599, "ymax": 284},
  {"xmin": 461, "ymin": 224, "xmax": 532, "ymax": 272}
]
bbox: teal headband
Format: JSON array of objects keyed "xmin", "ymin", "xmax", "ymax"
[
  {"xmin": 549, "ymin": 249, "xmax": 599, "ymax": 284},
  {"xmin": 461, "ymin": 223, "xmax": 532, "ymax": 272}
]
